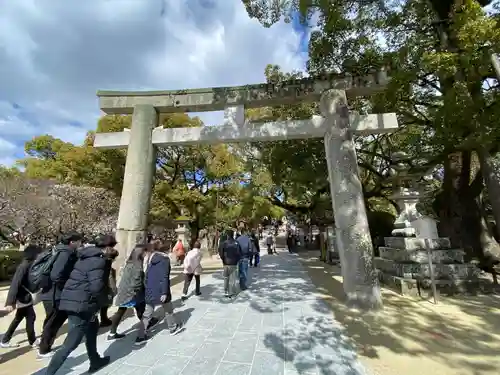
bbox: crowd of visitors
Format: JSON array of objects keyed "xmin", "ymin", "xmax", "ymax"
[{"xmin": 0, "ymin": 227, "xmax": 271, "ymax": 374}]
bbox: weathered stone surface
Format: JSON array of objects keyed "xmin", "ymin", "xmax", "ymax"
[
  {"xmin": 114, "ymin": 104, "xmax": 157, "ymax": 273},
  {"xmin": 374, "ymin": 258, "xmax": 480, "ymax": 279},
  {"xmin": 93, "ymin": 113, "xmax": 399, "ymax": 149},
  {"xmin": 384, "ymin": 237, "xmax": 451, "ymax": 250},
  {"xmin": 97, "ymin": 70, "xmax": 390, "ymax": 114},
  {"xmin": 377, "ymin": 271, "xmax": 491, "ymax": 297},
  {"xmin": 322, "ymin": 89, "xmax": 382, "ymax": 309},
  {"xmin": 379, "ymin": 247, "xmax": 465, "ymax": 263}
]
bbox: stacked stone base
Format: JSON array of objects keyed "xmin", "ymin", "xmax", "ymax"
[{"xmin": 375, "ymin": 237, "xmax": 483, "ymax": 298}]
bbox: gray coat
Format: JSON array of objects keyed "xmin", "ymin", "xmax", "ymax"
[{"xmin": 114, "ymin": 262, "xmax": 145, "ymax": 306}]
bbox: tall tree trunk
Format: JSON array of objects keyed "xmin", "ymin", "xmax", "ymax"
[{"xmin": 477, "ymin": 147, "xmax": 500, "ymax": 243}]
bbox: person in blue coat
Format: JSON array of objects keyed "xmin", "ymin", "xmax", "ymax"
[
  {"xmin": 138, "ymin": 244, "xmax": 182, "ymax": 344},
  {"xmin": 236, "ymin": 229, "xmax": 254, "ymax": 290}
]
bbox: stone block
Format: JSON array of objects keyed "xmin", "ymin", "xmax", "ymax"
[
  {"xmin": 374, "ymin": 258, "xmax": 480, "ymax": 279},
  {"xmin": 384, "ymin": 237, "xmax": 451, "ymax": 250},
  {"xmin": 378, "ymin": 247, "xmax": 465, "ymax": 263},
  {"xmin": 377, "ymin": 271, "xmax": 487, "ymax": 297}
]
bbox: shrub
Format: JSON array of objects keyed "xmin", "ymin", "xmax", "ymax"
[{"xmin": 0, "ymin": 250, "xmax": 24, "ymax": 281}]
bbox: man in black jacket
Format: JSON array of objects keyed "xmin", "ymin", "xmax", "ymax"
[
  {"xmin": 218, "ymin": 230, "xmax": 242, "ymax": 298},
  {"xmin": 38, "ymin": 232, "xmax": 82, "ymax": 359},
  {"xmin": 45, "ymin": 234, "xmax": 117, "ymax": 375}
]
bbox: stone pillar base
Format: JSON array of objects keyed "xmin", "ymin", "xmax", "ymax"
[{"xmin": 115, "ymin": 229, "xmax": 147, "ymax": 278}]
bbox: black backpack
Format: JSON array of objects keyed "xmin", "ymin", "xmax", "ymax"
[{"xmin": 26, "ymin": 248, "xmax": 59, "ymax": 293}]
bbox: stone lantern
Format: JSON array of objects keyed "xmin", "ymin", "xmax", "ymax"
[
  {"xmin": 174, "ymin": 215, "xmax": 191, "ymax": 250},
  {"xmin": 388, "ymin": 152, "xmax": 438, "ymax": 239}
]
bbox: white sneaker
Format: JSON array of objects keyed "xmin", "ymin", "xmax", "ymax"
[
  {"xmin": 37, "ymin": 350, "xmax": 54, "ymax": 360},
  {"xmin": 0, "ymin": 341, "xmax": 19, "ymax": 348}
]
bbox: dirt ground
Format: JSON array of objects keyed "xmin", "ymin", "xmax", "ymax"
[{"xmin": 296, "ymin": 251, "xmax": 500, "ymax": 375}]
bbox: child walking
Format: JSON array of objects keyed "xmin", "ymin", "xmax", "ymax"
[
  {"xmin": 1, "ymin": 245, "xmax": 42, "ymax": 348},
  {"xmin": 107, "ymin": 244, "xmax": 147, "ymax": 342},
  {"xmin": 181, "ymin": 240, "xmax": 203, "ymax": 302},
  {"xmin": 138, "ymin": 243, "xmax": 183, "ymax": 344}
]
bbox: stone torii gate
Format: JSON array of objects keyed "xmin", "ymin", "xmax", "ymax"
[{"xmin": 93, "ymin": 71, "xmax": 398, "ymax": 309}]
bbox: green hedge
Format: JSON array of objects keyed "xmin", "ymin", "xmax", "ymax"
[{"xmin": 0, "ymin": 250, "xmax": 24, "ymax": 281}]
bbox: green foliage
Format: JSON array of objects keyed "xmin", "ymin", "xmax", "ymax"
[
  {"xmin": 18, "ymin": 113, "xmax": 284, "ymax": 233},
  {"xmin": 0, "ymin": 250, "xmax": 24, "ymax": 281}
]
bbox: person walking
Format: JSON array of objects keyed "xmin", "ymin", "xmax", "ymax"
[
  {"xmin": 44, "ymin": 234, "xmax": 117, "ymax": 375},
  {"xmin": 218, "ymin": 230, "xmax": 242, "ymax": 298},
  {"xmin": 181, "ymin": 240, "xmax": 203, "ymax": 302},
  {"xmin": 266, "ymin": 232, "xmax": 274, "ymax": 255},
  {"xmin": 98, "ymin": 246, "xmax": 118, "ymax": 327},
  {"xmin": 172, "ymin": 239, "xmax": 186, "ymax": 266},
  {"xmin": 1, "ymin": 245, "xmax": 42, "ymax": 349},
  {"xmin": 107, "ymin": 244, "xmax": 147, "ymax": 341},
  {"xmin": 249, "ymin": 231, "xmax": 261, "ymax": 267},
  {"xmin": 236, "ymin": 230, "xmax": 253, "ymax": 290},
  {"xmin": 286, "ymin": 231, "xmax": 294, "ymax": 253},
  {"xmin": 38, "ymin": 232, "xmax": 82, "ymax": 359},
  {"xmin": 137, "ymin": 243, "xmax": 183, "ymax": 344}
]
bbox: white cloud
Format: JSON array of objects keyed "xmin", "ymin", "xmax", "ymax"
[{"xmin": 0, "ymin": 0, "xmax": 308, "ymax": 166}]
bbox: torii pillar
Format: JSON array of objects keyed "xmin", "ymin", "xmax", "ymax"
[{"xmin": 114, "ymin": 104, "xmax": 157, "ymax": 273}]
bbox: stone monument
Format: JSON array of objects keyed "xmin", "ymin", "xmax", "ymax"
[
  {"xmin": 375, "ymin": 152, "xmax": 480, "ymax": 297},
  {"xmin": 92, "ymin": 70, "xmax": 399, "ymax": 309},
  {"xmin": 174, "ymin": 216, "xmax": 191, "ymax": 251}
]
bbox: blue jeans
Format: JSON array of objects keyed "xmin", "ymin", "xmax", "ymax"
[{"xmin": 238, "ymin": 258, "xmax": 249, "ymax": 289}]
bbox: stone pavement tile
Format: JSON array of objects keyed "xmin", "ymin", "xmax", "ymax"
[
  {"xmin": 222, "ymin": 337, "xmax": 257, "ymax": 364},
  {"xmin": 262, "ymin": 312, "xmax": 284, "ymax": 328},
  {"xmin": 250, "ymin": 352, "xmax": 284, "ymax": 375},
  {"xmin": 215, "ymin": 361, "xmax": 251, "ymax": 375},
  {"xmin": 164, "ymin": 335, "xmax": 205, "ymax": 357},
  {"xmin": 256, "ymin": 327, "xmax": 286, "ymax": 354},
  {"xmin": 179, "ymin": 357, "xmax": 220, "ymax": 375},
  {"xmin": 194, "ymin": 340, "xmax": 231, "ymax": 360},
  {"xmin": 207, "ymin": 319, "xmax": 241, "ymax": 340},
  {"xmin": 284, "ymin": 354, "xmax": 319, "ymax": 375},
  {"xmin": 148, "ymin": 355, "xmax": 191, "ymax": 375},
  {"xmin": 192, "ymin": 316, "xmax": 220, "ymax": 330},
  {"xmin": 233, "ymin": 331, "xmax": 259, "ymax": 340},
  {"xmin": 124, "ymin": 338, "xmax": 174, "ymax": 367},
  {"xmin": 107, "ymin": 364, "xmax": 149, "ymax": 375},
  {"xmin": 237, "ymin": 317, "xmax": 262, "ymax": 333}
]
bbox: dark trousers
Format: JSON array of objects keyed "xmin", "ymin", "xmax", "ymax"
[
  {"xmin": 100, "ymin": 307, "xmax": 110, "ymax": 322},
  {"xmin": 267, "ymin": 244, "xmax": 273, "ymax": 254},
  {"xmin": 45, "ymin": 313, "xmax": 100, "ymax": 375},
  {"xmin": 182, "ymin": 274, "xmax": 201, "ymax": 295},
  {"xmin": 39, "ymin": 301, "xmax": 68, "ymax": 354},
  {"xmin": 1, "ymin": 305, "xmax": 36, "ymax": 345},
  {"xmin": 110, "ymin": 302, "xmax": 146, "ymax": 334},
  {"xmin": 250, "ymin": 253, "xmax": 260, "ymax": 266}
]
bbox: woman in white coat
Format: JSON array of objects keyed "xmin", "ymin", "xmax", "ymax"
[{"xmin": 181, "ymin": 240, "xmax": 203, "ymax": 301}]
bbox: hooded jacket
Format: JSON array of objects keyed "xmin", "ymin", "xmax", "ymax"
[
  {"xmin": 58, "ymin": 246, "xmax": 111, "ymax": 315},
  {"xmin": 144, "ymin": 252, "xmax": 171, "ymax": 305}
]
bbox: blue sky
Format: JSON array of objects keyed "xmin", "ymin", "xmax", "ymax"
[{"xmin": 0, "ymin": 1, "xmax": 316, "ymax": 167}]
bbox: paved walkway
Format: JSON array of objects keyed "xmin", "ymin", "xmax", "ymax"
[{"xmin": 33, "ymin": 249, "xmax": 369, "ymax": 375}]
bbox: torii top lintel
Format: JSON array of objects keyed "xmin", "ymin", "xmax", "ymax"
[{"xmin": 97, "ymin": 70, "xmax": 390, "ymax": 115}]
